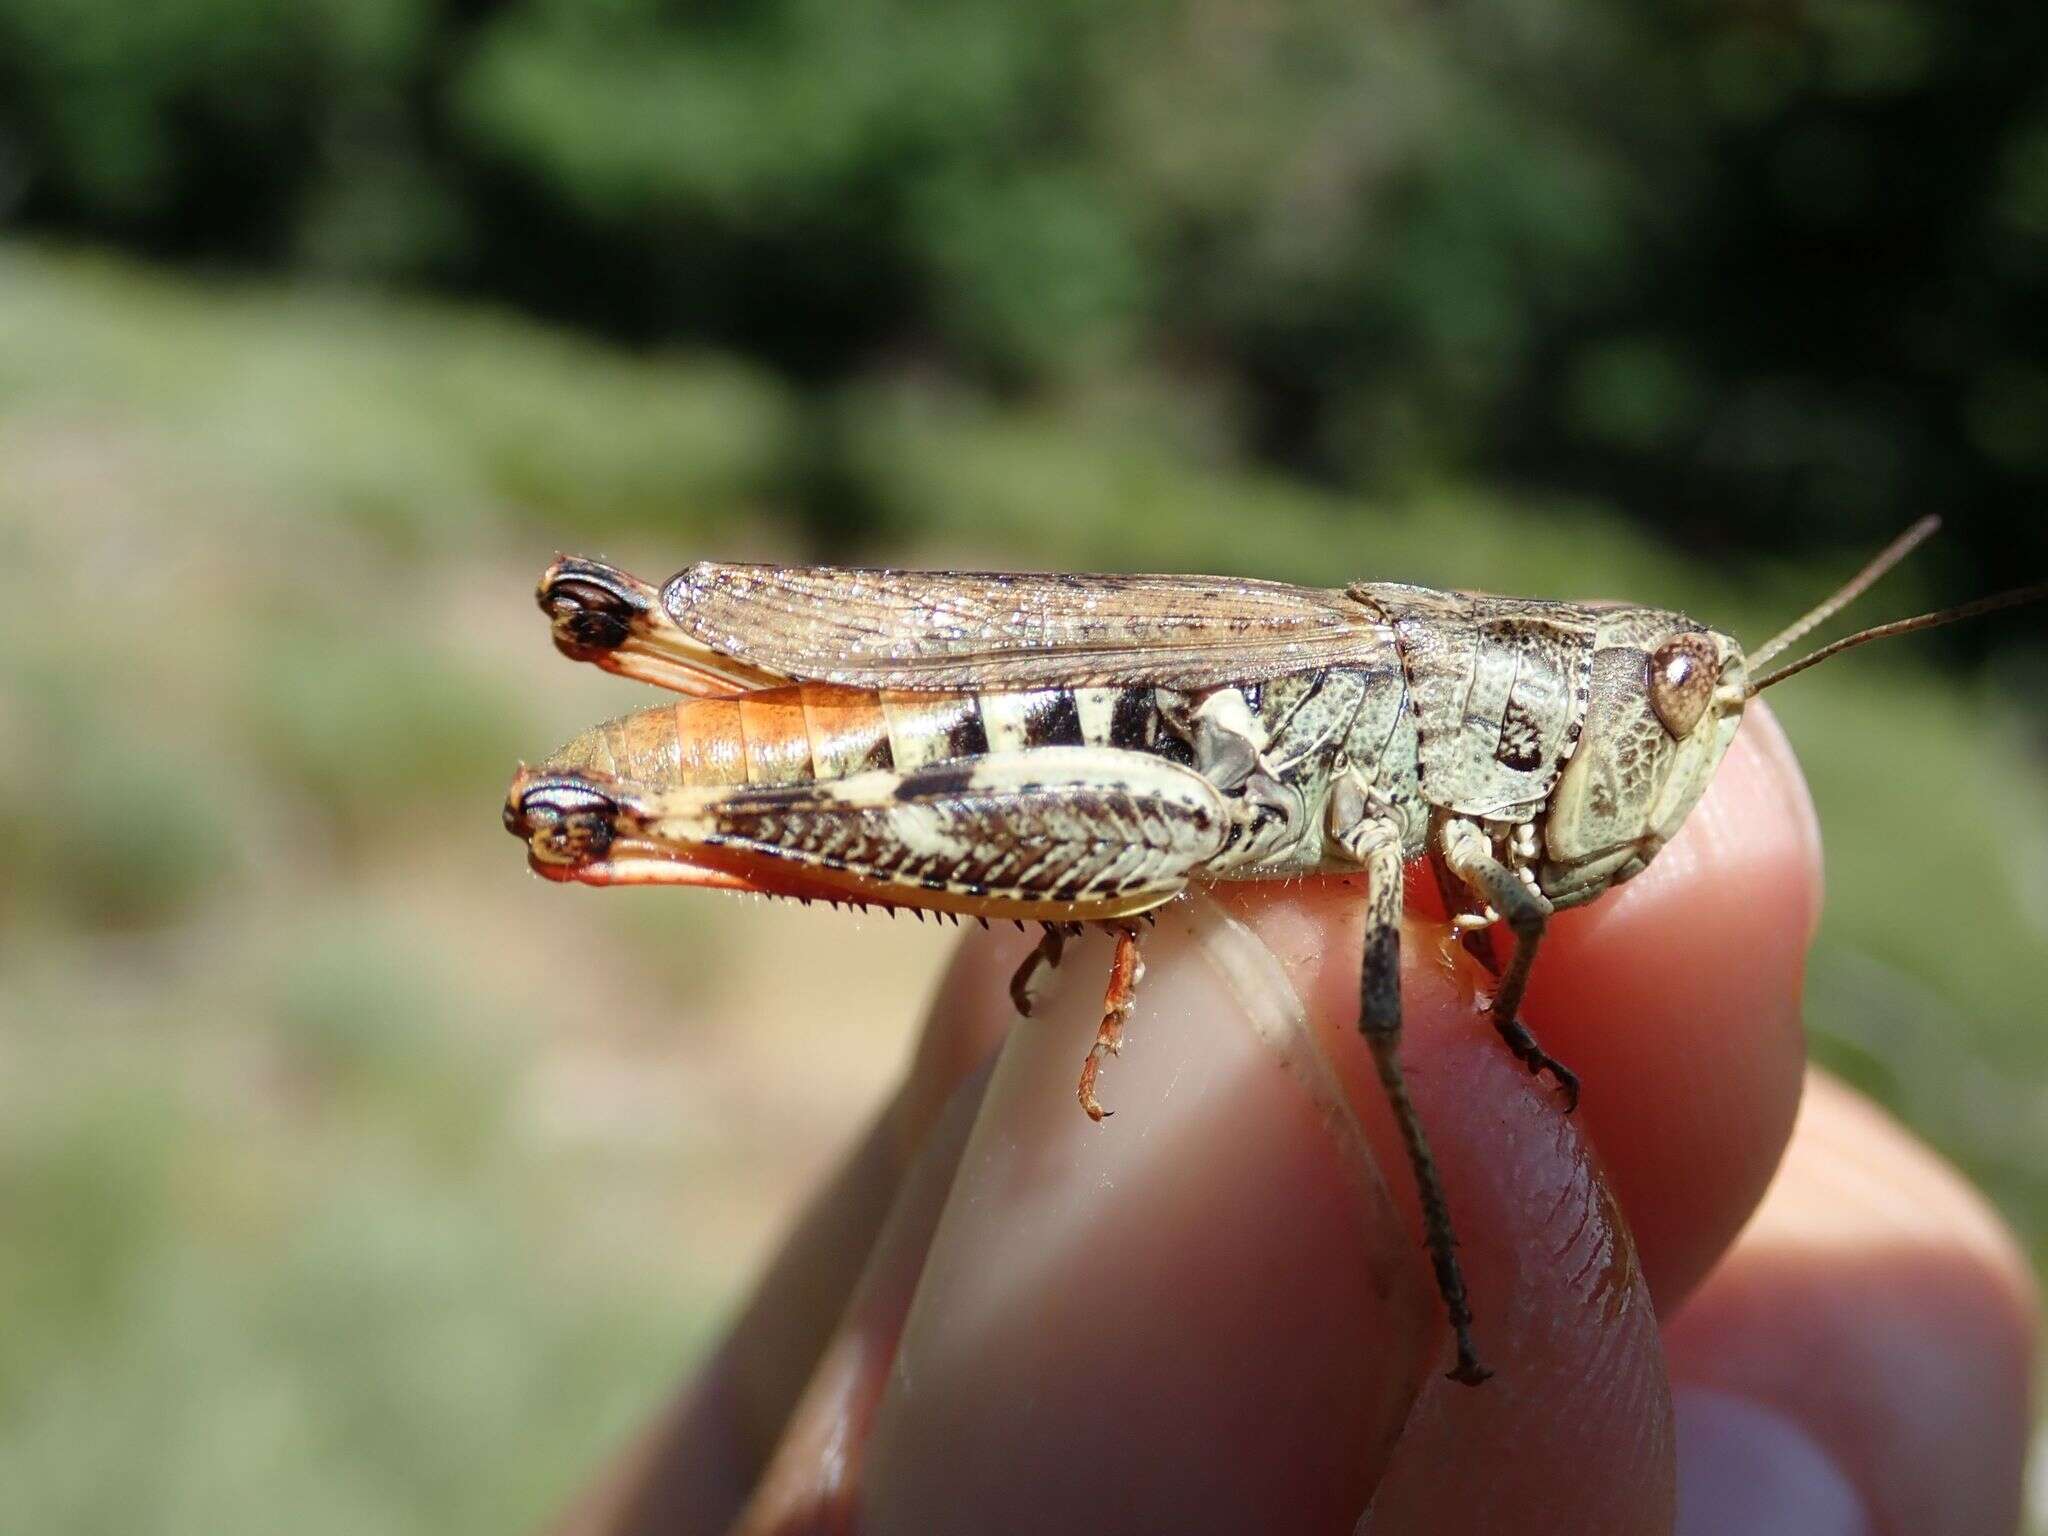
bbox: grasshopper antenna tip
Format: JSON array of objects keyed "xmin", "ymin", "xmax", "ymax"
[{"xmin": 1747, "ymin": 578, "xmax": 2047, "ymax": 696}]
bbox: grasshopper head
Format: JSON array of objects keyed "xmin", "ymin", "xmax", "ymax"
[
  {"xmin": 1540, "ymin": 515, "xmax": 2043, "ymax": 908},
  {"xmin": 1539, "ymin": 614, "xmax": 1748, "ymax": 906}
]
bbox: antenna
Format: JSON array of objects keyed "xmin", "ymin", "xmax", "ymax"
[
  {"xmin": 1747, "ymin": 580, "xmax": 2047, "ymax": 696},
  {"xmin": 1748, "ymin": 515, "xmax": 1942, "ymax": 672}
]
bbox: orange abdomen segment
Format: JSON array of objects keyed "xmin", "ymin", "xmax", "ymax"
[
  {"xmin": 736, "ymin": 692, "xmax": 815, "ymax": 784},
  {"xmin": 665, "ymin": 697, "xmax": 747, "ymax": 785},
  {"xmin": 545, "ymin": 684, "xmax": 896, "ymax": 789},
  {"xmin": 546, "ymin": 684, "xmax": 997, "ymax": 789},
  {"xmin": 800, "ymin": 686, "xmax": 898, "ymax": 779}
]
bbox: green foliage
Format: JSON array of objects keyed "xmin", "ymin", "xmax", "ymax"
[
  {"xmin": 3, "ymin": 0, "xmax": 2042, "ymax": 572},
  {"xmin": 0, "ymin": 248, "xmax": 797, "ymax": 550},
  {"xmin": 241, "ymin": 623, "xmax": 526, "ymax": 830},
  {"xmin": 0, "ymin": 1059, "xmax": 705, "ymax": 1536}
]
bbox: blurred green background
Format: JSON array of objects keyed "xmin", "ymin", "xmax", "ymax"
[{"xmin": 1, "ymin": 2, "xmax": 2043, "ymax": 1530}]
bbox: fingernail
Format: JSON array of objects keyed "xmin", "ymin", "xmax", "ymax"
[{"xmin": 1675, "ymin": 1387, "xmax": 1873, "ymax": 1536}]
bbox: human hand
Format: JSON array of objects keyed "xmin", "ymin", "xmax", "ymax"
[{"xmin": 552, "ymin": 707, "xmax": 2040, "ymax": 1536}]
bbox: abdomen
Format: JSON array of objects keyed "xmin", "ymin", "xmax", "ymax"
[{"xmin": 539, "ymin": 682, "xmax": 1193, "ymax": 788}]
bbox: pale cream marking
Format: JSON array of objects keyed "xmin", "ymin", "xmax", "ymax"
[
  {"xmin": 879, "ymin": 697, "xmax": 949, "ymax": 771},
  {"xmin": 978, "ymin": 690, "xmax": 1036, "ymax": 753},
  {"xmin": 1191, "ymin": 686, "xmax": 1270, "ymax": 753},
  {"xmin": 1074, "ymin": 686, "xmax": 1120, "ymax": 747}
]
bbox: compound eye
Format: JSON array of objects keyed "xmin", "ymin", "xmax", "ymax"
[{"xmin": 1648, "ymin": 634, "xmax": 1720, "ymax": 738}]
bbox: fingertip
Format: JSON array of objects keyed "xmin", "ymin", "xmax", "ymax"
[
  {"xmin": 1344, "ymin": 1037, "xmax": 1677, "ymax": 1535},
  {"xmin": 1735, "ymin": 1073, "xmax": 2040, "ymax": 1330}
]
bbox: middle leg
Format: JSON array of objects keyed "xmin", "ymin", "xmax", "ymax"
[
  {"xmin": 1076, "ymin": 925, "xmax": 1145, "ymax": 1121},
  {"xmin": 1350, "ymin": 821, "xmax": 1491, "ymax": 1385}
]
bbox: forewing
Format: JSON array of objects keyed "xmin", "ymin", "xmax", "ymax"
[{"xmin": 662, "ymin": 564, "xmax": 1391, "ymax": 689}]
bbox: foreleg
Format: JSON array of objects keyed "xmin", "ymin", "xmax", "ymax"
[{"xmin": 1439, "ymin": 818, "xmax": 1578, "ymax": 1110}]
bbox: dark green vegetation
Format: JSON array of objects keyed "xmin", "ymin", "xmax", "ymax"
[
  {"xmin": 1, "ymin": 247, "xmax": 2042, "ymax": 1531},
  {"xmin": 4, "ymin": 0, "xmax": 2047, "ymax": 579}
]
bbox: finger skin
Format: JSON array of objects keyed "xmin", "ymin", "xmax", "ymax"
[
  {"xmin": 1666, "ymin": 1070, "xmax": 2040, "ymax": 1536},
  {"xmin": 860, "ymin": 899, "xmax": 1679, "ymax": 1535},
  {"xmin": 1206, "ymin": 894, "xmax": 1676, "ymax": 1536},
  {"xmin": 1312, "ymin": 980, "xmax": 1675, "ymax": 1533},
  {"xmin": 860, "ymin": 709, "xmax": 1818, "ymax": 1534}
]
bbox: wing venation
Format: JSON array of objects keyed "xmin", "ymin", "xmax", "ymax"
[{"xmin": 662, "ymin": 564, "xmax": 1392, "ymax": 688}]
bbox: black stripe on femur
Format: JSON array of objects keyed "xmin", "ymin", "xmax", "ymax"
[
  {"xmin": 945, "ymin": 697, "xmax": 990, "ymax": 759},
  {"xmin": 894, "ymin": 761, "xmax": 978, "ymax": 800},
  {"xmin": 1108, "ymin": 687, "xmax": 1157, "ymax": 751},
  {"xmin": 1022, "ymin": 688, "xmax": 1085, "ymax": 748}
]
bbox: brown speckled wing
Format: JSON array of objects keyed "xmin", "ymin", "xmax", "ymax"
[{"xmin": 661, "ymin": 564, "xmax": 1393, "ymax": 690}]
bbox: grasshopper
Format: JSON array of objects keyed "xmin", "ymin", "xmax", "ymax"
[{"xmin": 503, "ymin": 517, "xmax": 2041, "ymax": 1384}]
